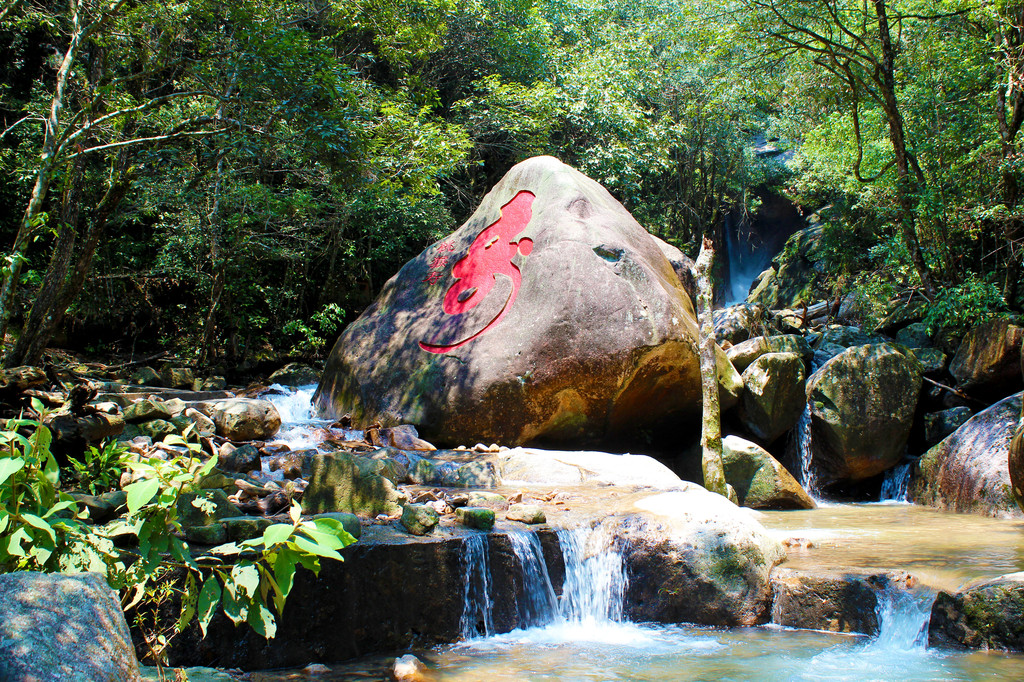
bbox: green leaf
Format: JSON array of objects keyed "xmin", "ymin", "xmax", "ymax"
[
  {"xmin": 197, "ymin": 575, "xmax": 222, "ymax": 637},
  {"xmin": 0, "ymin": 456, "xmax": 25, "ymax": 485},
  {"xmin": 125, "ymin": 477, "xmax": 161, "ymax": 514},
  {"xmin": 21, "ymin": 513, "xmax": 56, "ymax": 543},
  {"xmin": 246, "ymin": 601, "xmax": 277, "ymax": 639},
  {"xmin": 292, "ymin": 535, "xmax": 343, "ymax": 562},
  {"xmin": 262, "ymin": 523, "xmax": 293, "ymax": 548},
  {"xmin": 273, "ymin": 546, "xmax": 299, "ymax": 603},
  {"xmin": 175, "ymin": 573, "xmax": 198, "ymax": 633},
  {"xmin": 231, "ymin": 563, "xmax": 261, "ymax": 598}
]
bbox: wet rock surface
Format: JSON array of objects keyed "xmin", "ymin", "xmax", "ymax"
[
  {"xmin": 910, "ymin": 392, "xmax": 1023, "ymax": 518},
  {"xmin": 722, "ymin": 435, "xmax": 815, "ymax": 510},
  {"xmin": 0, "ymin": 572, "xmax": 141, "ymax": 681},
  {"xmin": 315, "ymin": 155, "xmax": 722, "ymax": 447},
  {"xmin": 930, "ymin": 572, "xmax": 1024, "ymax": 651},
  {"xmin": 805, "ymin": 343, "xmax": 922, "ymax": 485},
  {"xmin": 949, "ymin": 319, "xmax": 1024, "ymax": 399}
]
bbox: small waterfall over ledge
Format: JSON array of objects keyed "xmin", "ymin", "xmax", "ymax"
[{"xmin": 879, "ymin": 462, "xmax": 912, "ymax": 503}]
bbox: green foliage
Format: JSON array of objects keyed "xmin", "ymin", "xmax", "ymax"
[
  {"xmin": 0, "ymin": 412, "xmax": 86, "ymax": 572},
  {"xmin": 923, "ymin": 277, "xmax": 1010, "ymax": 338},
  {"xmin": 0, "ymin": 414, "xmax": 355, "ymax": 665},
  {"xmin": 68, "ymin": 439, "xmax": 129, "ymax": 496}
]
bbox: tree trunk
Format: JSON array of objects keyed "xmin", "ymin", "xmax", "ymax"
[
  {"xmin": 693, "ymin": 236, "xmax": 729, "ymax": 498},
  {"xmin": 873, "ymin": 0, "xmax": 937, "ymax": 297}
]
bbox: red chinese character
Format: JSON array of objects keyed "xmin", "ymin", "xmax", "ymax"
[
  {"xmin": 436, "ymin": 242, "xmax": 455, "ymax": 253},
  {"xmin": 429, "ymin": 255, "xmax": 450, "ymax": 270},
  {"xmin": 423, "ymin": 271, "xmax": 444, "ymax": 285},
  {"xmin": 420, "ymin": 190, "xmax": 535, "ymax": 353}
]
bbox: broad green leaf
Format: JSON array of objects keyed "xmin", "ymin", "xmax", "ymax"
[
  {"xmin": 175, "ymin": 573, "xmax": 197, "ymax": 633},
  {"xmin": 262, "ymin": 523, "xmax": 293, "ymax": 548},
  {"xmin": 197, "ymin": 575, "xmax": 222, "ymax": 636},
  {"xmin": 292, "ymin": 535, "xmax": 343, "ymax": 561},
  {"xmin": 246, "ymin": 602, "xmax": 277, "ymax": 639},
  {"xmin": 21, "ymin": 513, "xmax": 56, "ymax": 543},
  {"xmin": 272, "ymin": 547, "xmax": 298, "ymax": 604},
  {"xmin": 0, "ymin": 456, "xmax": 25, "ymax": 485},
  {"xmin": 125, "ymin": 477, "xmax": 160, "ymax": 514},
  {"xmin": 231, "ymin": 563, "xmax": 261, "ymax": 598}
]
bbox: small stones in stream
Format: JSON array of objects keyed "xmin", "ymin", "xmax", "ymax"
[
  {"xmin": 400, "ymin": 504, "xmax": 439, "ymax": 535},
  {"xmin": 392, "ymin": 654, "xmax": 428, "ymax": 682},
  {"xmin": 455, "ymin": 506, "xmax": 495, "ymax": 531},
  {"xmin": 506, "ymin": 503, "xmax": 546, "ymax": 524}
]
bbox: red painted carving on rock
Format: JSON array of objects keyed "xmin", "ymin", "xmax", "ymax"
[{"xmin": 420, "ymin": 190, "xmax": 536, "ymax": 353}]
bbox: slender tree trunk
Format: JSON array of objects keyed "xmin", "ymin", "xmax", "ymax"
[
  {"xmin": 694, "ymin": 236, "xmax": 729, "ymax": 498},
  {"xmin": 873, "ymin": 0, "xmax": 937, "ymax": 297},
  {"xmin": 0, "ymin": 1, "xmax": 92, "ymax": 344}
]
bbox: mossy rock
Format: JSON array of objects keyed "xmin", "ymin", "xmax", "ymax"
[
  {"xmin": 136, "ymin": 419, "xmax": 178, "ymax": 442},
  {"xmin": 176, "ymin": 489, "xmax": 242, "ymax": 528},
  {"xmin": 400, "ymin": 504, "xmax": 439, "ymax": 536},
  {"xmin": 455, "ymin": 506, "xmax": 495, "ymax": 531},
  {"xmin": 123, "ymin": 399, "xmax": 173, "ymax": 423},
  {"xmin": 302, "ymin": 453, "xmax": 406, "ymax": 517}
]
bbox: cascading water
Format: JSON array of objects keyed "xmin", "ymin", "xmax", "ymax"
[
  {"xmin": 871, "ymin": 582, "xmax": 935, "ymax": 651},
  {"xmin": 879, "ymin": 462, "xmax": 912, "ymax": 503},
  {"xmin": 557, "ymin": 525, "xmax": 627, "ymax": 624},
  {"xmin": 460, "ymin": 534, "xmax": 495, "ymax": 639},
  {"xmin": 794, "ymin": 404, "xmax": 820, "ymax": 499},
  {"xmin": 506, "ymin": 531, "xmax": 559, "ymax": 628}
]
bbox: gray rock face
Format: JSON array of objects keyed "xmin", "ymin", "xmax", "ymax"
[
  {"xmin": 923, "ymin": 407, "xmax": 973, "ymax": 446},
  {"xmin": 269, "ymin": 362, "xmax": 319, "ymax": 386},
  {"xmin": 714, "ymin": 303, "xmax": 766, "ymax": 345},
  {"xmin": 930, "ymin": 572, "xmax": 1024, "ymax": 651},
  {"xmin": 770, "ymin": 568, "xmax": 917, "ymax": 635},
  {"xmin": 211, "ymin": 398, "xmax": 282, "ymax": 441},
  {"xmin": 950, "ymin": 318, "xmax": 1024, "ymax": 398},
  {"xmin": 722, "ymin": 436, "xmax": 815, "ymax": 510},
  {"xmin": 910, "ymin": 392, "xmax": 1023, "ymax": 518},
  {"xmin": 302, "ymin": 453, "xmax": 407, "ymax": 517},
  {"xmin": 806, "ymin": 343, "xmax": 923, "ymax": 485},
  {"xmin": 726, "ymin": 334, "xmax": 811, "ymax": 373},
  {"xmin": 0, "ymin": 572, "xmax": 141, "ymax": 681},
  {"xmin": 622, "ymin": 487, "xmax": 786, "ymax": 626},
  {"xmin": 314, "ymin": 156, "xmax": 723, "ymax": 447},
  {"xmin": 737, "ymin": 351, "xmax": 806, "ymax": 444}
]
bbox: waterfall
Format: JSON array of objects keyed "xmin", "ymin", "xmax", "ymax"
[
  {"xmin": 460, "ymin": 534, "xmax": 495, "ymax": 639},
  {"xmin": 507, "ymin": 531, "xmax": 560, "ymax": 628},
  {"xmin": 879, "ymin": 462, "xmax": 912, "ymax": 503},
  {"xmin": 557, "ymin": 526, "xmax": 627, "ymax": 624},
  {"xmin": 794, "ymin": 404, "xmax": 820, "ymax": 498},
  {"xmin": 871, "ymin": 582, "xmax": 935, "ymax": 651},
  {"xmin": 265, "ymin": 383, "xmax": 317, "ymax": 423}
]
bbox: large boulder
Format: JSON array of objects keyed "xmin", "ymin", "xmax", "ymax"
[
  {"xmin": 722, "ymin": 435, "xmax": 815, "ymax": 509},
  {"xmin": 910, "ymin": 392, "xmax": 1023, "ymax": 518},
  {"xmin": 211, "ymin": 398, "xmax": 281, "ymax": 441},
  {"xmin": 726, "ymin": 334, "xmax": 810, "ymax": 373},
  {"xmin": 747, "ymin": 224, "xmax": 826, "ymax": 309},
  {"xmin": 621, "ymin": 486, "xmax": 786, "ymax": 626},
  {"xmin": 949, "ymin": 318, "xmax": 1024, "ymax": 398},
  {"xmin": 736, "ymin": 352, "xmax": 806, "ymax": 444},
  {"xmin": 930, "ymin": 572, "xmax": 1024, "ymax": 651},
  {"xmin": 302, "ymin": 453, "xmax": 408, "ymax": 517},
  {"xmin": 499, "ymin": 447, "xmax": 682, "ymax": 488},
  {"xmin": 0, "ymin": 572, "xmax": 141, "ymax": 681},
  {"xmin": 805, "ymin": 343, "xmax": 922, "ymax": 485},
  {"xmin": 714, "ymin": 303, "xmax": 766, "ymax": 346},
  {"xmin": 313, "ymin": 156, "xmax": 734, "ymax": 446}
]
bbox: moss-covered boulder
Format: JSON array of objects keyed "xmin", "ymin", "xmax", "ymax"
[
  {"xmin": 930, "ymin": 572, "xmax": 1024, "ymax": 651},
  {"xmin": 176, "ymin": 489, "xmax": 242, "ymax": 529},
  {"xmin": 506, "ymin": 504, "xmax": 546, "ymax": 524},
  {"xmin": 910, "ymin": 391, "xmax": 1022, "ymax": 518},
  {"xmin": 950, "ymin": 318, "xmax": 1024, "ymax": 399},
  {"xmin": 713, "ymin": 303, "xmax": 766, "ymax": 345},
  {"xmin": 726, "ymin": 334, "xmax": 811, "ymax": 373},
  {"xmin": 400, "ymin": 504, "xmax": 439, "ymax": 535},
  {"xmin": 302, "ymin": 453, "xmax": 407, "ymax": 517},
  {"xmin": 737, "ymin": 351, "xmax": 806, "ymax": 444},
  {"xmin": 622, "ymin": 485, "xmax": 786, "ymax": 626},
  {"xmin": 136, "ymin": 418, "xmax": 178, "ymax": 442},
  {"xmin": 806, "ymin": 343, "xmax": 922, "ymax": 485},
  {"xmin": 722, "ymin": 435, "xmax": 815, "ymax": 510},
  {"xmin": 123, "ymin": 399, "xmax": 174, "ymax": 423},
  {"xmin": 747, "ymin": 224, "xmax": 826, "ymax": 309},
  {"xmin": 455, "ymin": 506, "xmax": 495, "ymax": 531}
]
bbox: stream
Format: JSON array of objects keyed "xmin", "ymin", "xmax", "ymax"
[{"xmin": 243, "ymin": 385, "xmax": 1024, "ymax": 681}]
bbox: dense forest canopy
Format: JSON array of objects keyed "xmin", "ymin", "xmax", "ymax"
[{"xmin": 0, "ymin": 0, "xmax": 1020, "ymax": 369}]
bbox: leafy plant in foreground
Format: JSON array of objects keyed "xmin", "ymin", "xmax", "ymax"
[{"xmin": 68, "ymin": 438, "xmax": 130, "ymax": 496}]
